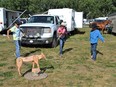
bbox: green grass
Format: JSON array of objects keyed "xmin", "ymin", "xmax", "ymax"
[{"xmin": 0, "ymin": 27, "xmax": 116, "ymax": 87}]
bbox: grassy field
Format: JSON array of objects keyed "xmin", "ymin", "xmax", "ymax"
[{"xmin": 0, "ymin": 28, "xmax": 116, "ymax": 87}]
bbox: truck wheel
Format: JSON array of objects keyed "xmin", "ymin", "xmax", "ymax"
[{"xmin": 50, "ymin": 35, "xmax": 58, "ymax": 48}]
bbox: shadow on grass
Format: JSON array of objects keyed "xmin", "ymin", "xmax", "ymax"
[
  {"xmin": 112, "ymin": 32, "xmax": 116, "ymax": 36},
  {"xmin": 63, "ymin": 48, "xmax": 73, "ymax": 54},
  {"xmin": 76, "ymin": 29, "xmax": 86, "ymax": 34},
  {"xmin": 22, "ymin": 65, "xmax": 54, "ymax": 77},
  {"xmin": 22, "ymin": 49, "xmax": 41, "ymax": 57},
  {"xmin": 21, "ymin": 44, "xmax": 52, "ymax": 48},
  {"xmin": 40, "ymin": 65, "xmax": 54, "ymax": 73},
  {"xmin": 70, "ymin": 29, "xmax": 86, "ymax": 36},
  {"xmin": 97, "ymin": 50, "xmax": 103, "ymax": 55}
]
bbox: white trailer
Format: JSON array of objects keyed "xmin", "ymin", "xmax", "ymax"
[
  {"xmin": 108, "ymin": 13, "xmax": 116, "ymax": 33},
  {"xmin": 74, "ymin": 12, "xmax": 83, "ymax": 28},
  {"xmin": 0, "ymin": 7, "xmax": 21, "ymax": 30},
  {"xmin": 48, "ymin": 8, "xmax": 75, "ymax": 32}
]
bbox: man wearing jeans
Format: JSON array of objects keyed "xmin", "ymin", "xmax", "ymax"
[
  {"xmin": 90, "ymin": 24, "xmax": 105, "ymax": 61},
  {"xmin": 7, "ymin": 20, "xmax": 21, "ymax": 58}
]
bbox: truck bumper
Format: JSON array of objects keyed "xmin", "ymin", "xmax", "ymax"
[{"xmin": 21, "ymin": 37, "xmax": 53, "ymax": 45}]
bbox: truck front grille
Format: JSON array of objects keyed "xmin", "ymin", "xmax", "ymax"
[{"xmin": 21, "ymin": 27, "xmax": 44, "ymax": 38}]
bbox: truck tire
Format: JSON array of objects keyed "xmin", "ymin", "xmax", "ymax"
[{"xmin": 50, "ymin": 34, "xmax": 58, "ymax": 48}]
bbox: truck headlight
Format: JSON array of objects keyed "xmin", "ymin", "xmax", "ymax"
[{"xmin": 44, "ymin": 28, "xmax": 51, "ymax": 33}]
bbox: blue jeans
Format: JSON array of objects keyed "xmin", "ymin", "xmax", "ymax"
[
  {"xmin": 91, "ymin": 43, "xmax": 97, "ymax": 60},
  {"xmin": 59, "ymin": 37, "xmax": 65, "ymax": 55},
  {"xmin": 14, "ymin": 40, "xmax": 20, "ymax": 58}
]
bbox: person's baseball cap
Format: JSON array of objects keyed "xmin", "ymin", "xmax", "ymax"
[
  {"xmin": 15, "ymin": 20, "xmax": 21, "ymax": 25},
  {"xmin": 92, "ymin": 23, "xmax": 98, "ymax": 28}
]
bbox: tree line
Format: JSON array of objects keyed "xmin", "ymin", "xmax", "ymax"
[{"xmin": 0, "ymin": 0, "xmax": 116, "ymax": 18}]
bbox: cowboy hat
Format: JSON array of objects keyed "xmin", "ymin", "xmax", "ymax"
[{"xmin": 61, "ymin": 21, "xmax": 67, "ymax": 26}]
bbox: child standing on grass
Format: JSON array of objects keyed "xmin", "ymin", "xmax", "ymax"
[
  {"xmin": 7, "ymin": 20, "xmax": 21, "ymax": 58},
  {"xmin": 90, "ymin": 23, "xmax": 105, "ymax": 61}
]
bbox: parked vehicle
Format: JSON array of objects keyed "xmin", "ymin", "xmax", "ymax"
[
  {"xmin": 0, "ymin": 7, "xmax": 21, "ymax": 30},
  {"xmin": 48, "ymin": 8, "xmax": 83, "ymax": 34},
  {"xmin": 19, "ymin": 18, "xmax": 27, "ymax": 24},
  {"xmin": 108, "ymin": 13, "xmax": 116, "ymax": 33},
  {"xmin": 94, "ymin": 17, "xmax": 108, "ymax": 22},
  {"xmin": 20, "ymin": 14, "xmax": 61, "ymax": 47},
  {"xmin": 74, "ymin": 12, "xmax": 83, "ymax": 28}
]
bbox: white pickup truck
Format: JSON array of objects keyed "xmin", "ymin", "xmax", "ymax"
[{"xmin": 20, "ymin": 14, "xmax": 61, "ymax": 47}]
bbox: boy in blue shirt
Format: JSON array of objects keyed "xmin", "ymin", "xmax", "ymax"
[
  {"xmin": 7, "ymin": 20, "xmax": 21, "ymax": 58},
  {"xmin": 90, "ymin": 24, "xmax": 105, "ymax": 61}
]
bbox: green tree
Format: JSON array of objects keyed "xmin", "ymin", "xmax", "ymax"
[{"xmin": 0, "ymin": 0, "xmax": 115, "ymax": 18}]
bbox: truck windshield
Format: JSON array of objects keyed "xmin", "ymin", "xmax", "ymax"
[{"xmin": 27, "ymin": 16, "xmax": 54, "ymax": 24}]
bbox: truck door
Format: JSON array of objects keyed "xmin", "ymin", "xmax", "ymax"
[{"xmin": 55, "ymin": 16, "xmax": 60, "ymax": 30}]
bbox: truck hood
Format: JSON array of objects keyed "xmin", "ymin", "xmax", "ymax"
[{"xmin": 20, "ymin": 23, "xmax": 54, "ymax": 27}]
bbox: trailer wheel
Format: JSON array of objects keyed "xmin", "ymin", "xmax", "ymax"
[{"xmin": 106, "ymin": 27, "xmax": 112, "ymax": 34}]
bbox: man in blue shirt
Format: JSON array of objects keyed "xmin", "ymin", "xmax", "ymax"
[{"xmin": 90, "ymin": 24, "xmax": 105, "ymax": 61}]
